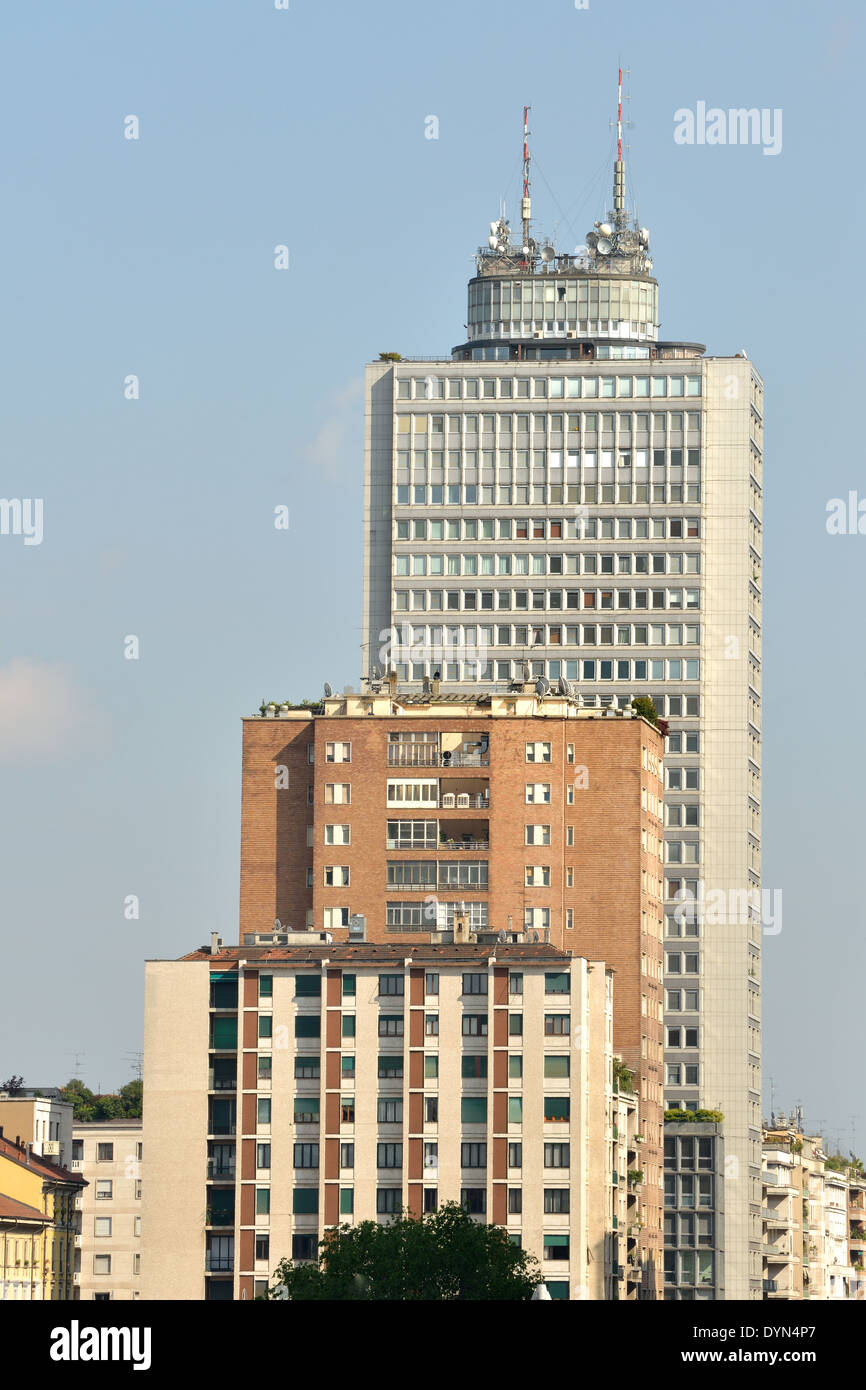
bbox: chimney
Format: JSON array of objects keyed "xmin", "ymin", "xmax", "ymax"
[
  {"xmin": 431, "ymin": 675, "xmax": 441, "ymax": 696},
  {"xmin": 387, "ymin": 669, "xmax": 398, "ymax": 695},
  {"xmin": 210, "ymin": 933, "xmax": 222, "ymax": 956}
]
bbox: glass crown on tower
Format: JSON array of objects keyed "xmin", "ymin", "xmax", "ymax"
[{"xmin": 453, "ymin": 123, "xmax": 659, "ymax": 361}]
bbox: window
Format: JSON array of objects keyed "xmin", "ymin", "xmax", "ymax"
[
  {"xmin": 95, "ymin": 1180, "xmax": 113, "ymax": 1201},
  {"xmin": 461, "ymin": 1055, "xmax": 488, "ymax": 1079},
  {"xmin": 255, "ymin": 1188, "xmax": 270, "ymax": 1216},
  {"xmin": 508, "ymin": 1096, "xmax": 523, "ymax": 1125},
  {"xmin": 525, "ymin": 864, "xmax": 551, "ymax": 887},
  {"xmin": 509, "ymin": 973, "xmax": 523, "ymax": 996},
  {"xmin": 544, "ymin": 1055, "xmax": 570, "ymax": 1078},
  {"xmin": 325, "ymin": 741, "xmax": 351, "ymax": 763},
  {"xmin": 378, "ymin": 1099, "xmax": 403, "ymax": 1123},
  {"xmin": 295, "ymin": 1016, "xmax": 320, "ymax": 1039},
  {"xmin": 544, "ymin": 1014, "xmax": 570, "ymax": 1035},
  {"xmin": 377, "ymin": 1143, "xmax": 403, "ymax": 1169},
  {"xmin": 544, "ymin": 1097, "xmax": 570, "ymax": 1123},
  {"xmin": 376, "ymin": 1189, "xmax": 402, "ymax": 1214},
  {"xmin": 341, "ymin": 1055, "xmax": 355, "ymax": 1077},
  {"xmin": 259, "ymin": 1015, "xmax": 273, "ymax": 1039},
  {"xmin": 324, "ymin": 824, "xmax": 350, "ymax": 845},
  {"xmin": 461, "ymin": 1143, "xmax": 487, "ymax": 1168},
  {"xmin": 525, "ymin": 824, "xmax": 551, "ymax": 845},
  {"xmin": 295, "ymin": 1056, "xmax": 320, "ymax": 1079},
  {"xmin": 544, "ymin": 972, "xmax": 570, "ymax": 994},
  {"xmin": 507, "ymin": 1141, "xmax": 523, "ymax": 1169},
  {"xmin": 379, "ymin": 974, "xmax": 405, "ymax": 996},
  {"xmin": 461, "ymin": 1189, "xmax": 486, "ymax": 1215},
  {"xmin": 425, "ymin": 972, "xmax": 439, "ymax": 995},
  {"xmin": 340, "ymin": 1143, "xmax": 354, "ymax": 1169},
  {"xmin": 508, "ymin": 1188, "xmax": 522, "ymax": 1215},
  {"xmin": 292, "ymin": 1233, "xmax": 317, "ymax": 1260},
  {"xmin": 526, "ymin": 741, "xmax": 552, "ymax": 762},
  {"xmin": 324, "ymin": 783, "xmax": 351, "ymax": 804},
  {"xmin": 543, "ymin": 1235, "xmax": 570, "ymax": 1261},
  {"xmin": 293, "ymin": 1189, "xmax": 319, "ymax": 1215},
  {"xmin": 462, "ymin": 1014, "xmax": 488, "ymax": 1036},
  {"xmin": 462, "ymin": 972, "xmax": 488, "ymax": 995},
  {"xmin": 324, "ymin": 865, "xmax": 350, "ymax": 887},
  {"xmin": 378, "ymin": 1056, "xmax": 404, "ymax": 1078},
  {"xmin": 378, "ymin": 1015, "xmax": 404, "ymax": 1037},
  {"xmin": 544, "ymin": 1143, "xmax": 570, "ymax": 1168},
  {"xmin": 93, "ymin": 1255, "xmax": 111, "ymax": 1276},
  {"xmin": 342, "ymin": 973, "xmax": 356, "ymax": 996},
  {"xmin": 339, "ymin": 1189, "xmax": 354, "ymax": 1216},
  {"xmin": 424, "ymin": 1055, "xmax": 439, "ymax": 1079},
  {"xmin": 544, "ymin": 1189, "xmax": 570, "ymax": 1213},
  {"xmin": 292, "ymin": 1143, "xmax": 317, "ymax": 1168},
  {"xmin": 525, "ymin": 782, "xmax": 551, "ymax": 804},
  {"xmin": 461, "ymin": 1097, "xmax": 487, "ymax": 1124},
  {"xmin": 341, "ymin": 1097, "xmax": 355, "ymax": 1124},
  {"xmin": 423, "ymin": 1188, "xmax": 438, "ymax": 1213},
  {"xmin": 342, "ymin": 1015, "xmax": 355, "ymax": 1038},
  {"xmin": 508, "ymin": 1055, "xmax": 523, "ymax": 1080},
  {"xmin": 72, "ymin": 1139, "xmax": 83, "ymax": 1162},
  {"xmin": 94, "ymin": 1217, "xmax": 112, "ymax": 1238},
  {"xmin": 97, "ymin": 1143, "xmax": 114, "ymax": 1162},
  {"xmin": 425, "ymin": 1013, "xmax": 439, "ymax": 1036},
  {"xmin": 508, "ymin": 1013, "xmax": 523, "ymax": 1037},
  {"xmin": 255, "ymin": 1234, "xmax": 270, "ymax": 1262},
  {"xmin": 425, "ymin": 1097, "xmax": 438, "ymax": 1123},
  {"xmin": 293, "ymin": 1095, "xmax": 320, "ymax": 1124}
]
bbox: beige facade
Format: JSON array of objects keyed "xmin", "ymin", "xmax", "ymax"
[
  {"xmin": 72, "ymin": 1119, "xmax": 143, "ymax": 1301},
  {"xmin": 0, "ymin": 1096, "xmax": 74, "ymax": 1170},
  {"xmin": 143, "ymin": 941, "xmax": 653, "ymax": 1300}
]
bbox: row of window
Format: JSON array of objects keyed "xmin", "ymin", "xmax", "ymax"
[
  {"xmin": 90, "ymin": 1254, "xmax": 140, "ymax": 1277},
  {"xmin": 88, "ymin": 1216, "xmax": 142, "ymax": 1237},
  {"xmin": 394, "ymin": 514, "xmax": 701, "ymax": 541},
  {"xmin": 92, "ymin": 1180, "xmax": 141, "ymax": 1200},
  {"xmin": 394, "ymin": 484, "xmax": 701, "ymax": 506},
  {"xmin": 392, "ymin": 587, "xmax": 703, "ymax": 612},
  {"xmin": 394, "ymin": 551, "xmax": 701, "ymax": 577},
  {"xmin": 71, "ymin": 1140, "xmax": 143, "ymax": 1163},
  {"xmin": 393, "ymin": 622, "xmax": 701, "ymax": 651},
  {"xmin": 395, "ymin": 376, "xmax": 703, "ymax": 400}
]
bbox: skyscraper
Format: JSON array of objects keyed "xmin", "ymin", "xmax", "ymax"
[{"xmin": 362, "ymin": 83, "xmax": 762, "ymax": 1297}]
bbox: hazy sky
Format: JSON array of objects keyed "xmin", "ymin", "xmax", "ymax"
[{"xmin": 1, "ymin": 0, "xmax": 863, "ymax": 1150}]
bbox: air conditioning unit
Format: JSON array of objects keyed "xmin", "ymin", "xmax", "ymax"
[
  {"xmin": 456, "ymin": 793, "xmax": 470, "ymax": 808},
  {"xmin": 441, "ymin": 793, "xmax": 456, "ymax": 808},
  {"xmin": 566, "ymin": 330, "xmax": 576, "ymax": 338},
  {"xmin": 533, "ymin": 331, "xmax": 543, "ymax": 339}
]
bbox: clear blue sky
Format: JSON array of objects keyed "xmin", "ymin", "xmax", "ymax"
[{"xmin": 0, "ymin": 0, "xmax": 863, "ymax": 1150}]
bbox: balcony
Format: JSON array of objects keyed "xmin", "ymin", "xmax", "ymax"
[
  {"xmin": 440, "ymin": 790, "xmax": 490, "ymax": 811},
  {"xmin": 205, "ymin": 1208, "xmax": 235, "ymax": 1228},
  {"xmin": 207, "ymin": 1160, "xmax": 236, "ymax": 1181},
  {"xmin": 387, "ymin": 740, "xmax": 489, "ymax": 769},
  {"xmin": 205, "ymin": 1254, "xmax": 234, "ymax": 1273}
]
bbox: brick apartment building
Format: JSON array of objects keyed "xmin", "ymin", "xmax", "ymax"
[{"xmin": 238, "ymin": 684, "xmax": 665, "ymax": 1283}]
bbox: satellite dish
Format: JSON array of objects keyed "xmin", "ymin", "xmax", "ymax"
[
  {"xmin": 540, "ymin": 244, "xmax": 555, "ymax": 263},
  {"xmin": 274, "ymin": 919, "xmax": 282, "ymax": 931},
  {"xmin": 323, "ymin": 682, "xmax": 333, "ymax": 697},
  {"xmin": 557, "ymin": 676, "xmax": 570, "ymax": 696},
  {"xmin": 645, "ymin": 258, "xmax": 653, "ymax": 271},
  {"xmin": 585, "ymin": 232, "xmax": 598, "ymax": 250},
  {"xmin": 535, "ymin": 677, "xmax": 550, "ymax": 696},
  {"xmin": 490, "ymin": 221, "xmax": 499, "ymax": 234},
  {"xmin": 521, "ymin": 661, "xmax": 531, "ymax": 682},
  {"xmin": 488, "ymin": 236, "xmax": 497, "ymax": 249},
  {"xmin": 498, "ymin": 929, "xmax": 507, "ymax": 943},
  {"xmin": 596, "ymin": 237, "xmax": 612, "ymax": 255},
  {"xmin": 639, "ymin": 227, "xmax": 650, "ymax": 245},
  {"xmin": 599, "ymin": 223, "xmax": 613, "ymax": 238},
  {"xmin": 532, "ymin": 930, "xmax": 540, "ymax": 942}
]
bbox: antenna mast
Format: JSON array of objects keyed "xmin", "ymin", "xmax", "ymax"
[
  {"xmin": 521, "ymin": 105, "xmax": 531, "ymax": 252},
  {"xmin": 614, "ymin": 66, "xmax": 625, "ymax": 218}
]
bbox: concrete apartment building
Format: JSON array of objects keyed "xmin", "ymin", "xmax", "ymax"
[
  {"xmin": 663, "ymin": 1118, "xmax": 725, "ymax": 1299},
  {"xmin": 760, "ymin": 1119, "xmax": 866, "ymax": 1300},
  {"xmin": 0, "ymin": 1093, "xmax": 74, "ymax": 1170},
  {"xmin": 71, "ymin": 1119, "xmax": 143, "ymax": 1301},
  {"xmin": 240, "ymin": 690, "xmax": 665, "ymax": 1285},
  {"xmin": 359, "ymin": 105, "xmax": 762, "ymax": 1296},
  {"xmin": 142, "ymin": 939, "xmax": 651, "ymax": 1301}
]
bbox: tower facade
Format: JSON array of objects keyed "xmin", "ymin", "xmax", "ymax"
[{"xmin": 361, "ymin": 95, "xmax": 762, "ymax": 1297}]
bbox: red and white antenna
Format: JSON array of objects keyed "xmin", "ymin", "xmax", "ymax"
[
  {"xmin": 521, "ymin": 104, "xmax": 532, "ymax": 251},
  {"xmin": 612, "ymin": 64, "xmax": 631, "ymax": 220}
]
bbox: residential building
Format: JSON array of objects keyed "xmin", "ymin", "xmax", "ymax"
[
  {"xmin": 664, "ymin": 1118, "xmax": 725, "ymax": 1298},
  {"xmin": 142, "ymin": 939, "xmax": 645, "ymax": 1300},
  {"xmin": 239, "ymin": 690, "xmax": 665, "ymax": 1289},
  {"xmin": 0, "ymin": 1133, "xmax": 85, "ymax": 1299},
  {"xmin": 360, "ymin": 97, "xmax": 762, "ymax": 1296},
  {"xmin": 0, "ymin": 1194, "xmax": 52, "ymax": 1300},
  {"xmin": 761, "ymin": 1131, "xmax": 803, "ymax": 1299},
  {"xmin": 0, "ymin": 1094, "xmax": 74, "ymax": 1168},
  {"xmin": 71, "ymin": 1119, "xmax": 143, "ymax": 1301}
]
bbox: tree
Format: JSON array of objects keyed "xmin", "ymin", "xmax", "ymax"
[
  {"xmin": 631, "ymin": 696, "xmax": 658, "ymax": 727},
  {"xmin": 59, "ymin": 1079, "xmax": 97, "ymax": 1121},
  {"xmin": 267, "ymin": 1202, "xmax": 540, "ymax": 1301},
  {"xmin": 0, "ymin": 1076, "xmax": 25, "ymax": 1095},
  {"xmin": 118, "ymin": 1079, "xmax": 143, "ymax": 1118},
  {"xmin": 57, "ymin": 1077, "xmax": 142, "ymax": 1122}
]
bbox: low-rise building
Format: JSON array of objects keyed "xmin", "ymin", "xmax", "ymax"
[
  {"xmin": 0, "ymin": 1194, "xmax": 53, "ymax": 1300},
  {"xmin": 71, "ymin": 1119, "xmax": 143, "ymax": 1301},
  {"xmin": 0, "ymin": 1133, "xmax": 85, "ymax": 1300},
  {"xmin": 0, "ymin": 1094, "xmax": 74, "ymax": 1169}
]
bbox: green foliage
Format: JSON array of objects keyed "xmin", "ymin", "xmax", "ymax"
[
  {"xmin": 266, "ymin": 1202, "xmax": 540, "ymax": 1301},
  {"xmin": 378, "ymin": 352, "xmax": 402, "ymax": 361},
  {"xmin": 58, "ymin": 1077, "xmax": 142, "ymax": 1122},
  {"xmin": 664, "ymin": 1108, "xmax": 724, "ymax": 1124},
  {"xmin": 612, "ymin": 1058, "xmax": 635, "ymax": 1093},
  {"xmin": 0, "ymin": 1076, "xmax": 25, "ymax": 1094},
  {"xmin": 630, "ymin": 696, "xmax": 658, "ymax": 727},
  {"xmin": 826, "ymin": 1151, "xmax": 864, "ymax": 1178}
]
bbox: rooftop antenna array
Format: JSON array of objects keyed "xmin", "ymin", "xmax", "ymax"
[{"xmin": 521, "ymin": 104, "xmax": 532, "ymax": 254}]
